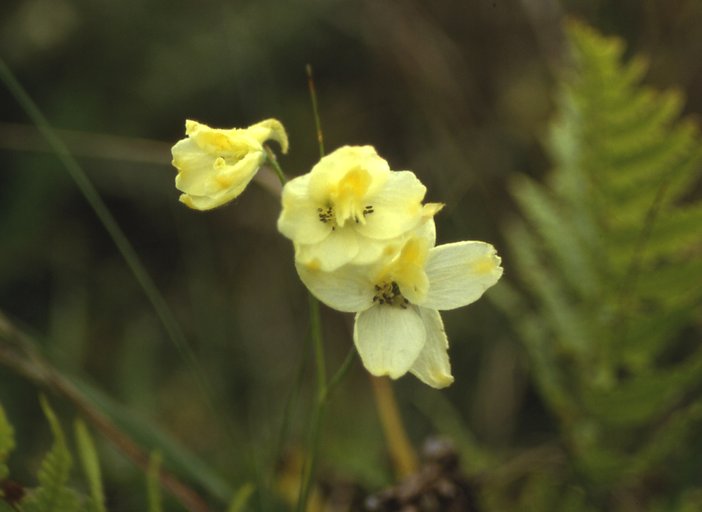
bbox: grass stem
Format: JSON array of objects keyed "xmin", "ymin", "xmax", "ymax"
[{"xmin": 0, "ymin": 57, "xmax": 239, "ymax": 496}]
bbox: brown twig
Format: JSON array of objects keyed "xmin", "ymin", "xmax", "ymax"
[
  {"xmin": 0, "ymin": 121, "xmax": 283, "ymax": 199},
  {"xmin": 0, "ymin": 310, "xmax": 210, "ymax": 512}
]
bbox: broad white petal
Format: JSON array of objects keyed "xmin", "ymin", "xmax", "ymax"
[
  {"xmin": 277, "ymin": 174, "xmax": 332, "ymax": 245},
  {"xmin": 356, "ymin": 171, "xmax": 427, "ymax": 240},
  {"xmin": 354, "ymin": 305, "xmax": 426, "ymax": 379},
  {"xmin": 410, "ymin": 308, "xmax": 454, "ymax": 388},
  {"xmin": 423, "ymin": 242, "xmax": 503, "ymax": 310},
  {"xmin": 295, "ymin": 260, "xmax": 374, "ymax": 313},
  {"xmin": 295, "ymin": 227, "xmax": 360, "ymax": 272}
]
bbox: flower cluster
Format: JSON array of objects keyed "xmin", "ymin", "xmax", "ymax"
[
  {"xmin": 277, "ymin": 146, "xmax": 503, "ymax": 388},
  {"xmin": 171, "ymin": 120, "xmax": 503, "ymax": 388}
]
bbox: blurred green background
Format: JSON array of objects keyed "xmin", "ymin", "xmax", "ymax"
[{"xmin": 2, "ymin": 1, "xmax": 702, "ymax": 510}]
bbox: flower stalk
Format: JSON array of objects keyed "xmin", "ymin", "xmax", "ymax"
[{"xmin": 371, "ymin": 377, "xmax": 418, "ymax": 478}]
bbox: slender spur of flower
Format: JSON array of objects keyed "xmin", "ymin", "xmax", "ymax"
[
  {"xmin": 296, "ymin": 229, "xmax": 503, "ymax": 388},
  {"xmin": 171, "ymin": 118, "xmax": 288, "ymax": 210},
  {"xmin": 277, "ymin": 145, "xmax": 439, "ymax": 272}
]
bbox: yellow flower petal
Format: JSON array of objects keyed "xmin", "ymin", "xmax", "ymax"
[
  {"xmin": 295, "ymin": 226, "xmax": 360, "ymax": 272},
  {"xmin": 355, "ymin": 171, "xmax": 427, "ymax": 240},
  {"xmin": 278, "ymin": 145, "xmax": 431, "ymax": 271},
  {"xmin": 246, "ymin": 118, "xmax": 289, "ymax": 154},
  {"xmin": 307, "ymin": 146, "xmax": 390, "ymax": 206},
  {"xmin": 175, "ymin": 151, "xmax": 262, "ymax": 211},
  {"xmin": 277, "ymin": 174, "xmax": 333, "ymax": 245},
  {"xmin": 171, "ymin": 118, "xmax": 288, "ymax": 210},
  {"xmin": 410, "ymin": 308, "xmax": 454, "ymax": 388},
  {"xmin": 373, "ymin": 236, "xmax": 431, "ymax": 305}
]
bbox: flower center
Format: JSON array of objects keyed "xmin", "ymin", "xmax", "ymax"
[
  {"xmin": 317, "ymin": 204, "xmax": 374, "ymax": 230},
  {"xmin": 328, "ymin": 167, "xmax": 374, "ymax": 227},
  {"xmin": 371, "ymin": 237, "xmax": 430, "ymax": 305},
  {"xmin": 372, "ymin": 280, "xmax": 410, "ymax": 309}
]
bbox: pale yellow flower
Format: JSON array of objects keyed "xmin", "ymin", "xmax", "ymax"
[
  {"xmin": 277, "ymin": 145, "xmax": 435, "ymax": 271},
  {"xmin": 296, "ymin": 227, "xmax": 503, "ymax": 388},
  {"xmin": 171, "ymin": 119, "xmax": 288, "ymax": 210}
]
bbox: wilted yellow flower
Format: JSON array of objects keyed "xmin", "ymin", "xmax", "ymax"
[
  {"xmin": 277, "ymin": 145, "xmax": 436, "ymax": 271},
  {"xmin": 296, "ymin": 228, "xmax": 503, "ymax": 388},
  {"xmin": 171, "ymin": 118, "xmax": 288, "ymax": 210}
]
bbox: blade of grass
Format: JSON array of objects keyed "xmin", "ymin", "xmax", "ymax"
[
  {"xmin": 147, "ymin": 452, "xmax": 164, "ymax": 512},
  {"xmin": 0, "ymin": 57, "xmax": 239, "ymax": 470}
]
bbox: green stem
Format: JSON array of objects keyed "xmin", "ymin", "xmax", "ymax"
[
  {"xmin": 309, "ymin": 295, "xmax": 327, "ymax": 395},
  {"xmin": 295, "ymin": 64, "xmax": 333, "ymax": 512},
  {"xmin": 295, "ymin": 261, "xmax": 327, "ymax": 512},
  {"xmin": 324, "ymin": 346, "xmax": 356, "ymax": 401},
  {"xmin": 296, "ymin": 346, "xmax": 355, "ymax": 512},
  {"xmin": 264, "ymin": 144, "xmax": 287, "ymax": 184}
]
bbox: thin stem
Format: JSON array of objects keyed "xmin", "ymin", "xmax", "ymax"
[
  {"xmin": 296, "ymin": 295, "xmax": 326, "ymax": 512},
  {"xmin": 370, "ymin": 377, "xmax": 418, "ymax": 478},
  {"xmin": 324, "ymin": 346, "xmax": 356, "ymax": 400},
  {"xmin": 296, "ymin": 397, "xmax": 325, "ymax": 512},
  {"xmin": 266, "ymin": 131, "xmax": 355, "ymax": 511},
  {"xmin": 306, "ymin": 64, "xmax": 325, "ymax": 159},
  {"xmin": 296, "ymin": 345, "xmax": 355, "ymax": 512},
  {"xmin": 264, "ymin": 144, "xmax": 287, "ymax": 185},
  {"xmin": 0, "ymin": 58, "xmax": 239, "ymax": 463},
  {"xmin": 295, "ymin": 64, "xmax": 331, "ymax": 512},
  {"xmin": 309, "ymin": 295, "xmax": 327, "ymax": 396},
  {"xmin": 270, "ymin": 334, "xmax": 309, "ymax": 494}
]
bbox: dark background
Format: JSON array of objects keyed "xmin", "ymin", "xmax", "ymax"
[{"xmin": 2, "ymin": 0, "xmax": 702, "ymax": 509}]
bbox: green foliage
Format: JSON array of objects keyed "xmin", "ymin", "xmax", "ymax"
[
  {"xmin": 0, "ymin": 403, "xmax": 14, "ymax": 482},
  {"xmin": 74, "ymin": 420, "xmax": 107, "ymax": 512},
  {"xmin": 21, "ymin": 397, "xmax": 81, "ymax": 512},
  {"xmin": 495, "ymin": 19, "xmax": 702, "ymax": 507},
  {"xmin": 0, "ymin": 397, "xmax": 182, "ymax": 511},
  {"xmin": 1, "ymin": 397, "xmax": 96, "ymax": 511},
  {"xmin": 227, "ymin": 483, "xmax": 254, "ymax": 512}
]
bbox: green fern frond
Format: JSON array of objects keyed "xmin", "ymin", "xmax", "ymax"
[
  {"xmin": 0, "ymin": 403, "xmax": 14, "ymax": 482},
  {"xmin": 21, "ymin": 396, "xmax": 81, "ymax": 512},
  {"xmin": 74, "ymin": 420, "xmax": 106, "ymax": 512},
  {"xmin": 227, "ymin": 483, "xmax": 254, "ymax": 512},
  {"xmin": 497, "ymin": 18, "xmax": 702, "ymax": 494}
]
